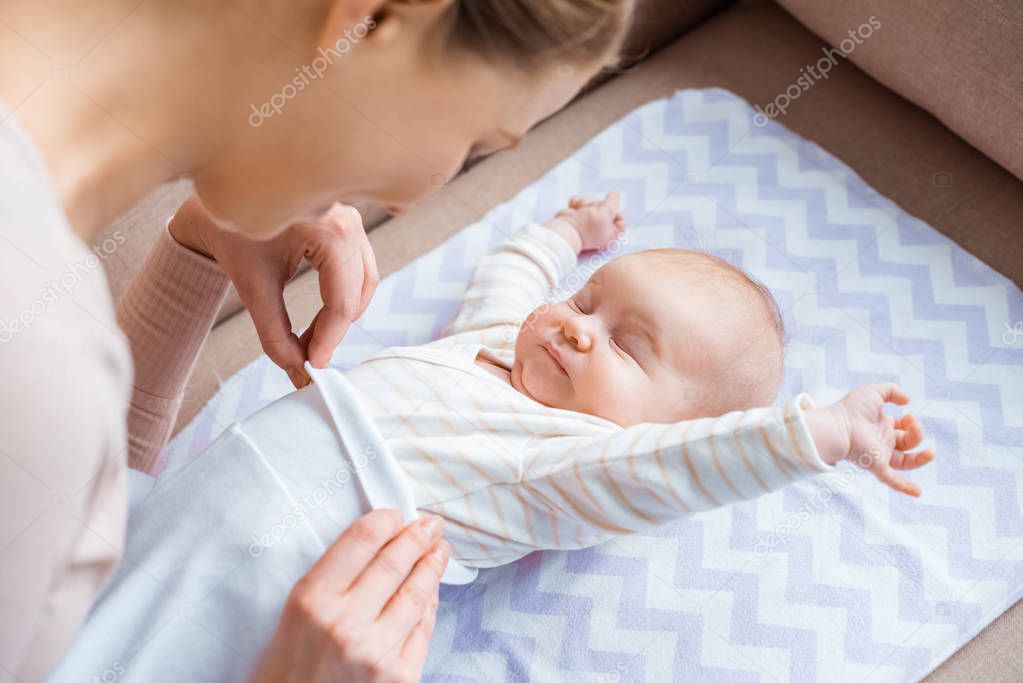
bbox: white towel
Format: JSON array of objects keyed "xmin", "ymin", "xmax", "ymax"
[{"xmin": 48, "ymin": 367, "xmax": 473, "ymax": 683}]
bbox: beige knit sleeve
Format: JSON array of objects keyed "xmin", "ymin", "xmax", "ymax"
[{"xmin": 116, "ymin": 228, "xmax": 230, "ymax": 472}]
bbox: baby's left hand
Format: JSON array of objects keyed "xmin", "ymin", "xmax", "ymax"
[
  {"xmin": 550, "ymin": 191, "xmax": 626, "ymax": 252},
  {"xmin": 808, "ymin": 382, "xmax": 935, "ymax": 497}
]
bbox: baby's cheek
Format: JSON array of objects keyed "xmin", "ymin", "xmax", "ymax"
[{"xmin": 581, "ymin": 358, "xmax": 627, "ymax": 405}]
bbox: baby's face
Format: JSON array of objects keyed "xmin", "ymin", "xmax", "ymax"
[{"xmin": 511, "ymin": 253, "xmax": 717, "ymax": 426}]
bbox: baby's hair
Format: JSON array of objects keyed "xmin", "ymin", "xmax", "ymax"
[
  {"xmin": 636, "ymin": 248, "xmax": 787, "ymax": 412},
  {"xmin": 638, "ymin": 248, "xmax": 785, "ymax": 341}
]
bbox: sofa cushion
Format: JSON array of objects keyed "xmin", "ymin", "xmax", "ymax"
[{"xmin": 775, "ymin": 0, "xmax": 1023, "ymax": 181}]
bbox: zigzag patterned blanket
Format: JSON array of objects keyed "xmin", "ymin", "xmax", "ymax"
[{"xmin": 163, "ymin": 88, "xmax": 1023, "ymax": 681}]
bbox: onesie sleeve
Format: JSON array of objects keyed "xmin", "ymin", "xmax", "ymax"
[
  {"xmin": 428, "ymin": 394, "xmax": 835, "ymax": 566},
  {"xmin": 446, "ymin": 222, "xmax": 579, "ymax": 336}
]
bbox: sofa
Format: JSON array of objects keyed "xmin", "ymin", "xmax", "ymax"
[{"xmin": 95, "ymin": 0, "xmax": 1023, "ymax": 677}]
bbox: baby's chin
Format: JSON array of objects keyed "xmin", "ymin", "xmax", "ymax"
[{"xmin": 509, "ymin": 358, "xmax": 553, "ymax": 406}]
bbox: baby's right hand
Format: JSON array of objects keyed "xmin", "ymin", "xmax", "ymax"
[
  {"xmin": 551, "ymin": 191, "xmax": 626, "ymax": 252},
  {"xmin": 806, "ymin": 382, "xmax": 935, "ymax": 496}
]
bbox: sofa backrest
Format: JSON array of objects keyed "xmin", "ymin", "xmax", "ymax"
[{"xmin": 776, "ymin": 0, "xmax": 1023, "ymax": 181}]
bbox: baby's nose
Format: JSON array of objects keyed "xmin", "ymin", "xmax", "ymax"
[{"xmin": 563, "ymin": 319, "xmax": 593, "ymax": 352}]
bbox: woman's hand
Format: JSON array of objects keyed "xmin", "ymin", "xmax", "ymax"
[
  {"xmin": 544, "ymin": 190, "xmax": 626, "ymax": 253},
  {"xmin": 169, "ymin": 195, "xmax": 379, "ymax": 387},
  {"xmin": 255, "ymin": 510, "xmax": 450, "ymax": 683},
  {"xmin": 806, "ymin": 382, "xmax": 935, "ymax": 496}
]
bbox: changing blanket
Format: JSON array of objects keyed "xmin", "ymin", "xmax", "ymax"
[{"xmin": 160, "ymin": 88, "xmax": 1023, "ymax": 682}]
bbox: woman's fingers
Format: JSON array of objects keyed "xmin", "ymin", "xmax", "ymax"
[
  {"xmin": 373, "ymin": 542, "xmax": 447, "ymax": 672},
  {"xmin": 306, "ymin": 206, "xmax": 369, "ymax": 367},
  {"xmin": 343, "ymin": 516, "xmax": 445, "ymax": 620},
  {"xmin": 309, "ymin": 247, "xmax": 362, "ymax": 367},
  {"xmin": 374, "ymin": 540, "xmax": 448, "ymax": 641},
  {"xmin": 358, "ymin": 234, "xmax": 380, "ymax": 317},
  {"xmin": 302, "ymin": 509, "xmax": 405, "ymax": 591},
  {"xmin": 396, "ymin": 593, "xmax": 439, "ymax": 675},
  {"xmin": 241, "ymin": 275, "xmax": 307, "ymax": 386},
  {"xmin": 297, "ymin": 309, "xmax": 319, "ymax": 368},
  {"xmin": 297, "ymin": 234, "xmax": 378, "ymax": 368}
]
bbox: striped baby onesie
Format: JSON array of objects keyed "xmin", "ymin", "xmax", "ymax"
[{"xmin": 344, "ymin": 223, "xmax": 834, "ymax": 567}]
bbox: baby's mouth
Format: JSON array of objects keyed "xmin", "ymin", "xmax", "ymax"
[{"xmin": 541, "ymin": 341, "xmax": 568, "ymax": 374}]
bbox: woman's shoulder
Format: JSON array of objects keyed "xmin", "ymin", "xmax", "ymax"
[
  {"xmin": 0, "ymin": 109, "xmax": 70, "ymax": 231},
  {"xmin": 0, "ymin": 106, "xmax": 132, "ymax": 467}
]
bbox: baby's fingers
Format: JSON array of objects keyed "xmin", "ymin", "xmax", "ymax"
[
  {"xmin": 894, "ymin": 414, "xmax": 924, "ymax": 451},
  {"xmin": 613, "ymin": 212, "xmax": 627, "ymax": 234},
  {"xmin": 875, "ymin": 465, "xmax": 921, "ymax": 497},
  {"xmin": 876, "ymin": 382, "xmax": 910, "ymax": 406},
  {"xmin": 890, "ymin": 448, "xmax": 935, "ymax": 471},
  {"xmin": 569, "ymin": 196, "xmax": 600, "ymax": 209},
  {"xmin": 604, "ymin": 190, "xmax": 621, "ymax": 211}
]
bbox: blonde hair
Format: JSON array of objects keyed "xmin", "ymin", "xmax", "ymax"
[
  {"xmin": 636, "ymin": 248, "xmax": 787, "ymax": 412},
  {"xmin": 442, "ymin": 0, "xmax": 636, "ymax": 72}
]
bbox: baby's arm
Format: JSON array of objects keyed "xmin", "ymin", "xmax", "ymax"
[
  {"xmin": 431, "ymin": 384, "xmax": 933, "ymax": 565},
  {"xmin": 447, "ymin": 192, "xmax": 625, "ymax": 337}
]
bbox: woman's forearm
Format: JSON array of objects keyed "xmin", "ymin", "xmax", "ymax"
[{"xmin": 116, "ymin": 214, "xmax": 230, "ymax": 472}]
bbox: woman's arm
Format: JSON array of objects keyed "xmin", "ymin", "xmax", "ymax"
[
  {"xmin": 116, "ymin": 211, "xmax": 231, "ymax": 472},
  {"xmin": 119, "ymin": 194, "xmax": 383, "ymax": 472}
]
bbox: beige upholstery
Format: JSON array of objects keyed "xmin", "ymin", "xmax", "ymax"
[
  {"xmin": 91, "ymin": 0, "xmax": 1023, "ymax": 678},
  {"xmin": 776, "ymin": 0, "xmax": 1023, "ymax": 181}
]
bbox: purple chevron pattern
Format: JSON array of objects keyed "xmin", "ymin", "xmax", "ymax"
[{"xmin": 162, "ymin": 89, "xmax": 1023, "ymax": 681}]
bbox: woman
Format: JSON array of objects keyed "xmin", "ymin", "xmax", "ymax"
[{"xmin": 0, "ymin": 0, "xmax": 633, "ymax": 680}]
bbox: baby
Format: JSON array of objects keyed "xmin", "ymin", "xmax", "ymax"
[
  {"xmin": 485, "ymin": 193, "xmax": 787, "ymax": 423},
  {"xmin": 52, "ymin": 192, "xmax": 936, "ymax": 682},
  {"xmin": 337, "ymin": 191, "xmax": 934, "ymax": 565},
  {"xmin": 481, "ymin": 192, "xmax": 930, "ymax": 474}
]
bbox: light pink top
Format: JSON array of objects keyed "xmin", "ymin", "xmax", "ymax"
[{"xmin": 0, "ymin": 109, "xmax": 229, "ymax": 682}]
